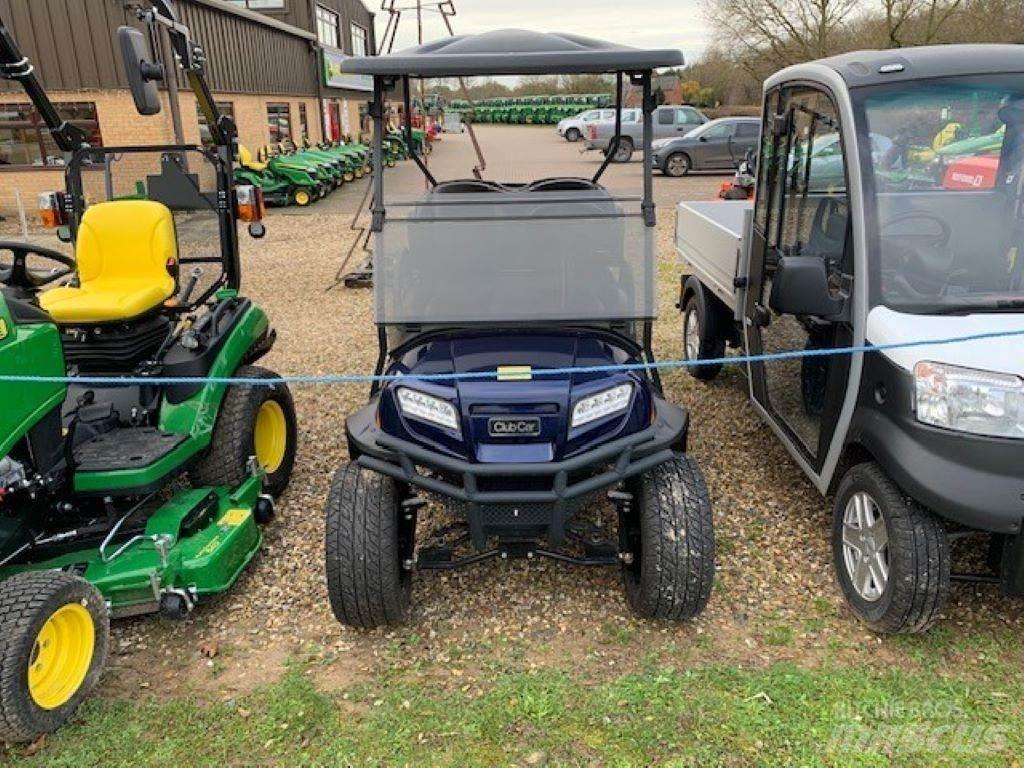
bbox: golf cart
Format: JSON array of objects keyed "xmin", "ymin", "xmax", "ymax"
[
  {"xmin": 0, "ymin": 0, "xmax": 297, "ymax": 740},
  {"xmin": 675, "ymin": 46, "xmax": 1024, "ymax": 633},
  {"xmin": 325, "ymin": 31, "xmax": 715, "ymax": 628}
]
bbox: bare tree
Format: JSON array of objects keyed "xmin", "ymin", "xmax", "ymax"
[
  {"xmin": 704, "ymin": 0, "xmax": 861, "ymax": 72},
  {"xmin": 881, "ymin": 0, "xmax": 963, "ymax": 46}
]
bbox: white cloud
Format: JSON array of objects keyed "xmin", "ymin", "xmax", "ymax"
[{"xmin": 375, "ymin": 0, "xmax": 710, "ymax": 63}]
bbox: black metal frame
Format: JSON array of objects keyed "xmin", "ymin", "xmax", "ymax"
[{"xmin": 349, "ymin": 398, "xmax": 687, "ymax": 549}]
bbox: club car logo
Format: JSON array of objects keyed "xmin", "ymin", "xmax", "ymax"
[{"xmin": 488, "ymin": 417, "xmax": 542, "ymax": 438}]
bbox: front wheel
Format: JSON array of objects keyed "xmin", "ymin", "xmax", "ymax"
[
  {"xmin": 609, "ymin": 139, "xmax": 634, "ymax": 163},
  {"xmin": 622, "ymin": 456, "xmax": 716, "ymax": 620},
  {"xmin": 665, "ymin": 153, "xmax": 691, "ymax": 177},
  {"xmin": 190, "ymin": 365, "xmax": 298, "ymax": 498},
  {"xmin": 0, "ymin": 572, "xmax": 109, "ymax": 743},
  {"xmin": 832, "ymin": 462, "xmax": 950, "ymax": 634},
  {"xmin": 325, "ymin": 464, "xmax": 415, "ymax": 628},
  {"xmin": 565, "ymin": 127, "xmax": 582, "ymax": 143},
  {"xmin": 293, "ymin": 188, "xmax": 313, "ymax": 207}
]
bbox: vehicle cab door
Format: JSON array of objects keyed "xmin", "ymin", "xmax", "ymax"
[{"xmin": 742, "ymin": 84, "xmax": 857, "ymax": 479}]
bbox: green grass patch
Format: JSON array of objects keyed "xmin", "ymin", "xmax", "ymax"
[{"xmin": 5, "ymin": 661, "xmax": 1021, "ymax": 767}]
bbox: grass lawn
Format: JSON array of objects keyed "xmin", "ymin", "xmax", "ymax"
[{"xmin": 7, "ymin": 654, "xmax": 1021, "ymax": 767}]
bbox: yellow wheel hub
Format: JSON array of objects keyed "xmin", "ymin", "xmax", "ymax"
[
  {"xmin": 254, "ymin": 400, "xmax": 288, "ymax": 474},
  {"xmin": 295, "ymin": 191, "xmax": 311, "ymax": 206},
  {"xmin": 28, "ymin": 603, "xmax": 95, "ymax": 711}
]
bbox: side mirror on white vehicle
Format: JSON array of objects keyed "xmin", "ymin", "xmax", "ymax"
[{"xmin": 769, "ymin": 256, "xmax": 845, "ymax": 318}]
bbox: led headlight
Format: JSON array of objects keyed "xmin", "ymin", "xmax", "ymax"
[
  {"xmin": 571, "ymin": 383, "xmax": 634, "ymax": 428},
  {"xmin": 914, "ymin": 362, "xmax": 1024, "ymax": 439},
  {"xmin": 396, "ymin": 388, "xmax": 460, "ymax": 432}
]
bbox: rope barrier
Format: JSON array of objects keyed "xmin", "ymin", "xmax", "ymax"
[{"xmin": 1, "ymin": 327, "xmax": 1022, "ymax": 387}]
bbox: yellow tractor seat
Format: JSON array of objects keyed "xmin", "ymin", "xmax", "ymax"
[
  {"xmin": 239, "ymin": 144, "xmax": 268, "ymax": 172},
  {"xmin": 40, "ymin": 200, "xmax": 178, "ymax": 325}
]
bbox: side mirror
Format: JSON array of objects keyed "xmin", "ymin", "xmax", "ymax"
[
  {"xmin": 699, "ymin": 135, "xmax": 708, "ymax": 142},
  {"xmin": 769, "ymin": 256, "xmax": 845, "ymax": 317},
  {"xmin": 118, "ymin": 27, "xmax": 164, "ymax": 116}
]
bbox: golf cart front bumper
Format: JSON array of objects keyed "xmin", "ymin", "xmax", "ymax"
[{"xmin": 346, "ymin": 395, "xmax": 689, "ymax": 549}]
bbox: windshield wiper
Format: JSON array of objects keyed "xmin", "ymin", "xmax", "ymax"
[{"xmin": 928, "ymin": 299, "xmax": 1024, "ymax": 315}]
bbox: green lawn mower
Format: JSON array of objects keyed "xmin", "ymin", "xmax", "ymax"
[
  {"xmin": 270, "ymin": 143, "xmax": 343, "ymax": 191},
  {"xmin": 234, "ymin": 145, "xmax": 302, "ymax": 208},
  {"xmin": 0, "ymin": 0, "xmax": 298, "ymax": 742}
]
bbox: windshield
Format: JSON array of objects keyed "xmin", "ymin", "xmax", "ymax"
[{"xmin": 855, "ymin": 75, "xmax": 1024, "ymax": 314}]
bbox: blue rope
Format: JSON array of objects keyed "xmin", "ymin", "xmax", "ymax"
[{"xmin": 1, "ymin": 327, "xmax": 1021, "ymax": 387}]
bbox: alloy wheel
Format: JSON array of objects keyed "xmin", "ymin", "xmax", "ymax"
[{"xmin": 842, "ymin": 491, "xmax": 890, "ymax": 602}]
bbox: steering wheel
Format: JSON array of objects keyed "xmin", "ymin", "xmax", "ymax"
[
  {"xmin": 880, "ymin": 213, "xmax": 955, "ymax": 298},
  {"xmin": 0, "ymin": 242, "xmax": 76, "ymax": 291}
]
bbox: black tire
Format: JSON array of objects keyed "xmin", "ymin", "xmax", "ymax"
[
  {"xmin": 609, "ymin": 138, "xmax": 634, "ymax": 163},
  {"xmin": 832, "ymin": 462, "xmax": 950, "ymax": 634},
  {"xmin": 565, "ymin": 127, "xmax": 582, "ymax": 143},
  {"xmin": 664, "ymin": 152, "xmax": 692, "ymax": 177},
  {"xmin": 0, "ymin": 572, "xmax": 109, "ymax": 743},
  {"xmin": 622, "ymin": 456, "xmax": 716, "ymax": 620},
  {"xmin": 190, "ymin": 365, "xmax": 297, "ymax": 499},
  {"xmin": 325, "ymin": 463, "xmax": 415, "ymax": 628},
  {"xmin": 682, "ymin": 283, "xmax": 727, "ymax": 381}
]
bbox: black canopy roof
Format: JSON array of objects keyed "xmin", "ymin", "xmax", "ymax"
[{"xmin": 341, "ymin": 29, "xmax": 685, "ymax": 78}]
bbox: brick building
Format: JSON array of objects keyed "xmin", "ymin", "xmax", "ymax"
[{"xmin": 0, "ymin": 0, "xmax": 376, "ymax": 215}]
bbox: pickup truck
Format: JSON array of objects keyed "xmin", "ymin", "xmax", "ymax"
[
  {"xmin": 675, "ymin": 44, "xmax": 1024, "ymax": 635},
  {"xmin": 584, "ymin": 105, "xmax": 707, "ymax": 162}
]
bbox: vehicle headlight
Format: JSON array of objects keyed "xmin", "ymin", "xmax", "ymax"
[
  {"xmin": 396, "ymin": 387, "xmax": 461, "ymax": 432},
  {"xmin": 571, "ymin": 383, "xmax": 634, "ymax": 428},
  {"xmin": 914, "ymin": 362, "xmax": 1024, "ymax": 439},
  {"xmin": 651, "ymin": 139, "xmax": 671, "ymax": 150}
]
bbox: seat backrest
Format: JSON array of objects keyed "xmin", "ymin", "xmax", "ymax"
[
  {"xmin": 239, "ymin": 144, "xmax": 267, "ymax": 172},
  {"xmin": 76, "ymin": 201, "xmax": 178, "ymax": 290}
]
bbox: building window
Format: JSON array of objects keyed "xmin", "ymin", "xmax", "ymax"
[
  {"xmin": 299, "ymin": 103, "xmax": 310, "ymax": 142},
  {"xmin": 197, "ymin": 102, "xmax": 235, "ymax": 147},
  {"xmin": 316, "ymin": 5, "xmax": 340, "ymax": 48},
  {"xmin": 267, "ymin": 103, "xmax": 292, "ymax": 143},
  {"xmin": 0, "ymin": 102, "xmax": 101, "ymax": 167},
  {"xmin": 351, "ymin": 22, "xmax": 369, "ymax": 57},
  {"xmin": 226, "ymin": 1, "xmax": 286, "ymax": 10}
]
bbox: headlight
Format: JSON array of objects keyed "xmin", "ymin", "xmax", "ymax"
[
  {"xmin": 396, "ymin": 388, "xmax": 461, "ymax": 433},
  {"xmin": 571, "ymin": 383, "xmax": 634, "ymax": 428},
  {"xmin": 914, "ymin": 362, "xmax": 1024, "ymax": 439},
  {"xmin": 651, "ymin": 139, "xmax": 671, "ymax": 150}
]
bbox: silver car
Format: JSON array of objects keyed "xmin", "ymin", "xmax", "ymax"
[{"xmin": 652, "ymin": 117, "xmax": 761, "ymax": 176}]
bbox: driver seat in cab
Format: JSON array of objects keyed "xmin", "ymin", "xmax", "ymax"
[{"xmin": 39, "ymin": 201, "xmax": 178, "ymax": 325}]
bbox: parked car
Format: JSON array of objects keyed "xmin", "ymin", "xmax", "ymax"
[
  {"xmin": 585, "ymin": 105, "xmax": 708, "ymax": 162},
  {"xmin": 443, "ymin": 110, "xmax": 466, "ymax": 133},
  {"xmin": 652, "ymin": 117, "xmax": 761, "ymax": 177},
  {"xmin": 557, "ymin": 108, "xmax": 615, "ymax": 142}
]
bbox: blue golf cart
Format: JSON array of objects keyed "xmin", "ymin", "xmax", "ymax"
[{"xmin": 325, "ymin": 30, "xmax": 716, "ymax": 627}]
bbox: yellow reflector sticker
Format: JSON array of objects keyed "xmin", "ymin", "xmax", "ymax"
[
  {"xmin": 196, "ymin": 536, "xmax": 222, "ymax": 558},
  {"xmin": 0, "ymin": 318, "xmax": 7, "ymax": 341},
  {"xmin": 218, "ymin": 508, "xmax": 251, "ymax": 527},
  {"xmin": 497, "ymin": 366, "xmax": 533, "ymax": 382}
]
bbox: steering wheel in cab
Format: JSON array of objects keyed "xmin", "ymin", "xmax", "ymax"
[{"xmin": 879, "ymin": 213, "xmax": 955, "ymax": 299}]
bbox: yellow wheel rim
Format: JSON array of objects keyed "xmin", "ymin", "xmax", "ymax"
[
  {"xmin": 254, "ymin": 400, "xmax": 288, "ymax": 474},
  {"xmin": 344, "ymin": 173, "xmax": 355, "ymax": 183},
  {"xmin": 295, "ymin": 191, "xmax": 311, "ymax": 206},
  {"xmin": 28, "ymin": 603, "xmax": 95, "ymax": 711}
]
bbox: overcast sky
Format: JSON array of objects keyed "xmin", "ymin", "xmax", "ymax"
[{"xmin": 374, "ymin": 0, "xmax": 711, "ymax": 65}]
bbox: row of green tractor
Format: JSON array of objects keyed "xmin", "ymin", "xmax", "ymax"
[
  {"xmin": 446, "ymin": 94, "xmax": 612, "ymax": 125},
  {"xmin": 234, "ymin": 129, "xmax": 427, "ymax": 208}
]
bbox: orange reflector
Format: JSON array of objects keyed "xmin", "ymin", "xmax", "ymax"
[
  {"xmin": 236, "ymin": 185, "xmax": 265, "ymax": 223},
  {"xmin": 38, "ymin": 192, "xmax": 66, "ymax": 229}
]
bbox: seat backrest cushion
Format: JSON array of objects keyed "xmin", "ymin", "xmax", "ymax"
[{"xmin": 76, "ymin": 200, "xmax": 177, "ymax": 293}]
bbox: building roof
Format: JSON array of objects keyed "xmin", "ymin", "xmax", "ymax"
[
  {"xmin": 815, "ymin": 44, "xmax": 1024, "ymax": 88},
  {"xmin": 341, "ymin": 29, "xmax": 684, "ymax": 77},
  {"xmin": 199, "ymin": 0, "xmax": 315, "ymax": 41}
]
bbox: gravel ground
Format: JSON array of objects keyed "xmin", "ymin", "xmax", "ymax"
[{"xmin": 6, "ymin": 126, "xmax": 1024, "ymax": 705}]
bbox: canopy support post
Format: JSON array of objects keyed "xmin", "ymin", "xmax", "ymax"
[
  {"xmin": 592, "ymin": 71, "xmax": 624, "ymax": 185},
  {"xmin": 640, "ymin": 71, "xmax": 655, "ymax": 227},
  {"xmin": 403, "ymin": 74, "xmax": 438, "ymax": 187},
  {"xmin": 371, "ymin": 75, "xmax": 387, "ymax": 232}
]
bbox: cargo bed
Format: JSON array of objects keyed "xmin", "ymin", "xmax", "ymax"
[{"xmin": 674, "ymin": 200, "xmax": 753, "ymax": 320}]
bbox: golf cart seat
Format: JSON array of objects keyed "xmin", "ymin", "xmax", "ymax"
[{"xmin": 39, "ymin": 200, "xmax": 178, "ymax": 325}]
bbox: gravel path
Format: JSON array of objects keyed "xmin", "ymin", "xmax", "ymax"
[{"xmin": 8, "ymin": 127, "xmax": 1023, "ymax": 703}]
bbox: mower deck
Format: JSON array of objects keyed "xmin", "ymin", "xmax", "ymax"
[{"xmin": 0, "ymin": 475, "xmax": 266, "ymax": 617}]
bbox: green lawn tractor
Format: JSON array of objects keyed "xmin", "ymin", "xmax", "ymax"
[
  {"xmin": 287, "ymin": 139, "xmax": 360, "ymax": 183},
  {"xmin": 0, "ymin": 0, "xmax": 298, "ymax": 742},
  {"xmin": 258, "ymin": 147, "xmax": 329, "ymax": 205},
  {"xmin": 270, "ymin": 142, "xmax": 343, "ymax": 191},
  {"xmin": 235, "ymin": 144, "xmax": 299, "ymax": 207},
  {"xmin": 311, "ymin": 137, "xmax": 371, "ymax": 179}
]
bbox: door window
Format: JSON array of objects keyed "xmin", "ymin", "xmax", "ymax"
[
  {"xmin": 736, "ymin": 122, "xmax": 760, "ymax": 140},
  {"xmin": 657, "ymin": 109, "xmax": 675, "ymax": 126},
  {"xmin": 752, "ymin": 86, "xmax": 854, "ymax": 461},
  {"xmin": 702, "ymin": 122, "xmax": 735, "ymax": 140},
  {"xmin": 679, "ymin": 108, "xmax": 703, "ymax": 125}
]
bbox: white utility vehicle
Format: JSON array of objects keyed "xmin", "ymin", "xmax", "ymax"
[{"xmin": 676, "ymin": 45, "xmax": 1024, "ymax": 634}]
